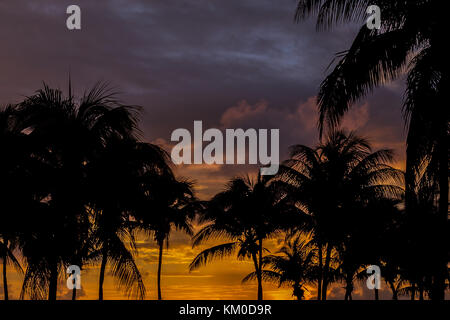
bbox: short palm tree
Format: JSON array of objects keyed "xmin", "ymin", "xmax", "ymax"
[
  {"xmin": 391, "ymin": 172, "xmax": 440, "ymax": 300},
  {"xmin": 379, "ymin": 262, "xmax": 405, "ymax": 300},
  {"xmin": 337, "ymin": 196, "xmax": 403, "ymax": 301},
  {"xmin": 243, "ymin": 236, "xmax": 315, "ymax": 300},
  {"xmin": 190, "ymin": 173, "xmax": 302, "ymax": 300}
]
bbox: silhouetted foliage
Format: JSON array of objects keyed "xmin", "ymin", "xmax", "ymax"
[{"xmin": 295, "ymin": 0, "xmax": 449, "ymax": 300}]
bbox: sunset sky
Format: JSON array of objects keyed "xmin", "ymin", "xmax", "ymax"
[{"xmin": 0, "ymin": 0, "xmax": 407, "ymax": 299}]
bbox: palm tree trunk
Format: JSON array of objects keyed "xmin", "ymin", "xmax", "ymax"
[
  {"xmin": 251, "ymin": 252, "xmax": 262, "ymax": 301},
  {"xmin": 72, "ymin": 286, "xmax": 77, "ymax": 300},
  {"xmin": 344, "ymin": 289, "xmax": 350, "ymax": 301},
  {"xmin": 389, "ymin": 282, "xmax": 398, "ymax": 300},
  {"xmin": 2, "ymin": 246, "xmax": 8, "ymax": 301},
  {"xmin": 48, "ymin": 261, "xmax": 58, "ymax": 301},
  {"xmin": 293, "ymin": 282, "xmax": 304, "ymax": 301},
  {"xmin": 157, "ymin": 239, "xmax": 164, "ymax": 300},
  {"xmin": 98, "ymin": 249, "xmax": 108, "ymax": 301},
  {"xmin": 257, "ymin": 240, "xmax": 263, "ymax": 301},
  {"xmin": 71, "ymin": 260, "xmax": 81, "ymax": 300},
  {"xmin": 317, "ymin": 243, "xmax": 322, "ymax": 300},
  {"xmin": 435, "ymin": 128, "xmax": 448, "ymax": 301},
  {"xmin": 410, "ymin": 282, "xmax": 416, "ymax": 300},
  {"xmin": 344, "ymin": 274, "xmax": 353, "ymax": 301},
  {"xmin": 321, "ymin": 244, "xmax": 332, "ymax": 300}
]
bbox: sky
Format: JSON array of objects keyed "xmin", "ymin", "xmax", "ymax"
[{"xmin": 0, "ymin": 0, "xmax": 407, "ymax": 300}]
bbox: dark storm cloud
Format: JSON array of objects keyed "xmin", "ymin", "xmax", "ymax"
[
  {"xmin": 0, "ymin": 0, "xmax": 405, "ymax": 198},
  {"xmin": 1, "ymin": 0, "xmax": 358, "ymax": 127}
]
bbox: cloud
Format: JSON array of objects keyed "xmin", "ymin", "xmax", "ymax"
[
  {"xmin": 220, "ymin": 100, "xmax": 268, "ymax": 127},
  {"xmin": 291, "ymin": 96, "xmax": 319, "ymax": 131},
  {"xmin": 341, "ymin": 103, "xmax": 370, "ymax": 131}
]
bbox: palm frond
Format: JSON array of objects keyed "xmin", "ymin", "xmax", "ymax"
[{"xmin": 189, "ymin": 242, "xmax": 238, "ymax": 271}]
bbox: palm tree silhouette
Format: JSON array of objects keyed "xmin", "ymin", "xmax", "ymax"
[
  {"xmin": 16, "ymin": 83, "xmax": 144, "ymax": 300},
  {"xmin": 190, "ymin": 174, "xmax": 302, "ymax": 300},
  {"xmin": 243, "ymin": 236, "xmax": 315, "ymax": 300},
  {"xmin": 134, "ymin": 174, "xmax": 199, "ymax": 300},
  {"xmin": 88, "ymin": 136, "xmax": 172, "ymax": 300},
  {"xmin": 0, "ymin": 105, "xmax": 28, "ymax": 300},
  {"xmin": 379, "ymin": 262, "xmax": 405, "ymax": 300},
  {"xmin": 336, "ymin": 197, "xmax": 402, "ymax": 300},
  {"xmin": 2, "ymin": 79, "xmax": 438, "ymax": 301},
  {"xmin": 336, "ymin": 244, "xmax": 364, "ymax": 301},
  {"xmin": 281, "ymin": 130, "xmax": 403, "ymax": 299},
  {"xmin": 89, "ymin": 138, "xmax": 141, "ymax": 301},
  {"xmin": 295, "ymin": 0, "xmax": 448, "ymax": 299},
  {"xmin": 393, "ymin": 171, "xmax": 442, "ymax": 300}
]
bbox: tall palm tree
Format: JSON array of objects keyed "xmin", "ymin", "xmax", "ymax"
[
  {"xmin": 87, "ymin": 137, "xmax": 171, "ymax": 300},
  {"xmin": 295, "ymin": 0, "xmax": 448, "ymax": 299},
  {"xmin": 0, "ymin": 105, "xmax": 35, "ymax": 299},
  {"xmin": 190, "ymin": 174, "xmax": 302, "ymax": 300},
  {"xmin": 243, "ymin": 236, "xmax": 315, "ymax": 300},
  {"xmin": 134, "ymin": 174, "xmax": 199, "ymax": 300},
  {"xmin": 281, "ymin": 130, "xmax": 403, "ymax": 299},
  {"xmin": 16, "ymin": 83, "xmax": 142, "ymax": 300}
]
